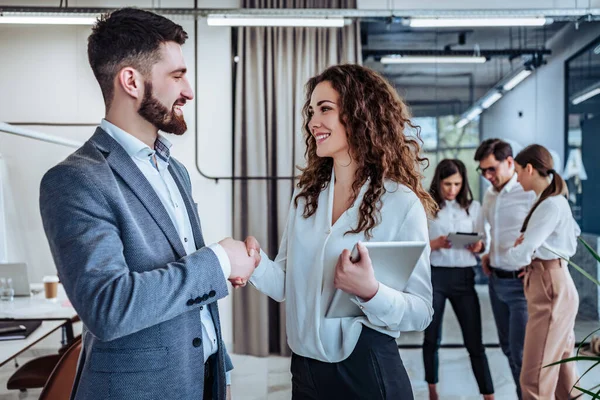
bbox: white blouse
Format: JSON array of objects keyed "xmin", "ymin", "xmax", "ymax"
[
  {"xmin": 505, "ymin": 195, "xmax": 581, "ymax": 267},
  {"xmin": 249, "ymin": 170, "xmax": 433, "ymax": 363},
  {"xmin": 428, "ymin": 200, "xmax": 481, "ymax": 267}
]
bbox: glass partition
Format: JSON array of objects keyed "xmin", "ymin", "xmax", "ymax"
[{"xmin": 565, "ymin": 36, "xmax": 600, "ymax": 234}]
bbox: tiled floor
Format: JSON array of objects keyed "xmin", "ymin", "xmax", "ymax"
[{"xmin": 0, "ymin": 285, "xmax": 598, "ymax": 399}]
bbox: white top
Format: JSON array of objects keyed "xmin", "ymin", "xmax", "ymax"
[
  {"xmin": 429, "ymin": 200, "xmax": 481, "ymax": 267},
  {"xmin": 476, "ymin": 174, "xmax": 536, "ymax": 271},
  {"xmin": 249, "ymin": 170, "xmax": 433, "ymax": 363},
  {"xmin": 505, "ymin": 195, "xmax": 581, "ymax": 267},
  {"xmin": 101, "ymin": 120, "xmax": 230, "ymax": 373}
]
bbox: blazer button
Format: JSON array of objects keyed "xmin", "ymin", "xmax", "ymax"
[
  {"xmin": 186, "ymin": 299, "xmax": 194, "ymax": 306},
  {"xmin": 194, "ymin": 296, "xmax": 202, "ymax": 304},
  {"xmin": 202, "ymin": 294, "xmax": 209, "ymax": 301},
  {"xmin": 192, "ymin": 337, "xmax": 202, "ymax": 348},
  {"xmin": 209, "ymin": 290, "xmax": 216, "ymax": 298}
]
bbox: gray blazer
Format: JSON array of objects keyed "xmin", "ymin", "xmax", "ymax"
[{"xmin": 40, "ymin": 128, "xmax": 233, "ymax": 400}]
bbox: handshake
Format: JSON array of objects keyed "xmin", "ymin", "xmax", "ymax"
[{"xmin": 219, "ymin": 236, "xmax": 261, "ymax": 288}]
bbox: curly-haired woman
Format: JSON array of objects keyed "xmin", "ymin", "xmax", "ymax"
[{"xmin": 247, "ymin": 64, "xmax": 436, "ymax": 399}]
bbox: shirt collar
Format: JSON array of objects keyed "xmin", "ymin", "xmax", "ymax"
[
  {"xmin": 500, "ymin": 173, "xmax": 518, "ymax": 194},
  {"xmin": 100, "ymin": 119, "xmax": 172, "ymax": 164}
]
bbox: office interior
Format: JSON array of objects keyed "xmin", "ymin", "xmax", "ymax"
[{"xmin": 0, "ymin": 0, "xmax": 599, "ymax": 398}]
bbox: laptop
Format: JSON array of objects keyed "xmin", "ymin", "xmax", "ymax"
[
  {"xmin": 325, "ymin": 241, "xmax": 427, "ymax": 318},
  {"xmin": 0, "ymin": 263, "xmax": 32, "ymax": 297}
]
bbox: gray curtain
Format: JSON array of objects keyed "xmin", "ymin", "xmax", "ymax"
[{"xmin": 232, "ymin": 0, "xmax": 361, "ymax": 356}]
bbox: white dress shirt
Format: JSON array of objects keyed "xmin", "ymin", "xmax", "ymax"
[
  {"xmin": 476, "ymin": 173, "xmax": 536, "ymax": 271},
  {"xmin": 505, "ymin": 195, "xmax": 581, "ymax": 267},
  {"xmin": 429, "ymin": 200, "xmax": 480, "ymax": 267},
  {"xmin": 249, "ymin": 169, "xmax": 433, "ymax": 363},
  {"xmin": 100, "ymin": 120, "xmax": 231, "ymax": 379}
]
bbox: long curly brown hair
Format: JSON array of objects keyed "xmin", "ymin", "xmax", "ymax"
[{"xmin": 295, "ymin": 64, "xmax": 437, "ymax": 238}]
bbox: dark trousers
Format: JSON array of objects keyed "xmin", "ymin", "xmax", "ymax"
[
  {"xmin": 489, "ymin": 272, "xmax": 528, "ymax": 400},
  {"xmin": 203, "ymin": 355, "xmax": 215, "ymax": 400},
  {"xmin": 291, "ymin": 327, "xmax": 413, "ymax": 399},
  {"xmin": 423, "ymin": 266, "xmax": 494, "ymax": 395}
]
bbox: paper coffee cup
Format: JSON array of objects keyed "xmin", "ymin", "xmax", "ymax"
[{"xmin": 43, "ymin": 275, "xmax": 59, "ymax": 299}]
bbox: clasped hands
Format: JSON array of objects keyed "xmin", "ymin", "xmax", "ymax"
[{"xmin": 218, "ymin": 237, "xmax": 262, "ymax": 289}]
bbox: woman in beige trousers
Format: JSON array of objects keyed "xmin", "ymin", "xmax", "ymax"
[{"xmin": 505, "ymin": 144, "xmax": 581, "ymax": 400}]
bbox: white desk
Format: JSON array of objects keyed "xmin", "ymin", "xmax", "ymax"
[
  {"xmin": 0, "ymin": 320, "xmax": 66, "ymax": 367},
  {"xmin": 0, "ymin": 284, "xmax": 76, "ymax": 320},
  {"xmin": 0, "ymin": 284, "xmax": 78, "ymax": 367}
]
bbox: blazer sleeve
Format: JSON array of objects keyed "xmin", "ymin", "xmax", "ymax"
[{"xmin": 39, "ymin": 164, "xmax": 229, "ymax": 342}]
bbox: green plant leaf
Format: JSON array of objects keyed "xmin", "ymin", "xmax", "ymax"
[
  {"xmin": 573, "ymin": 360, "xmax": 600, "ymax": 389},
  {"xmin": 574, "ymin": 385, "xmax": 600, "ymax": 399},
  {"xmin": 547, "ymin": 247, "xmax": 600, "ymax": 286},
  {"xmin": 579, "ymin": 237, "xmax": 600, "ymax": 264},
  {"xmin": 545, "ymin": 356, "xmax": 600, "ymax": 367}
]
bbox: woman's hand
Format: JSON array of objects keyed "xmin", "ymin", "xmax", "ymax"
[
  {"xmin": 430, "ymin": 235, "xmax": 452, "ymax": 251},
  {"xmin": 514, "ymin": 234, "xmax": 524, "ymax": 247},
  {"xmin": 467, "ymin": 240, "xmax": 484, "ymax": 254},
  {"xmin": 334, "ymin": 242, "xmax": 379, "ymax": 301}
]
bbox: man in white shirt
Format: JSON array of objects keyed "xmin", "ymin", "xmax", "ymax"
[{"xmin": 474, "ymin": 139, "xmax": 535, "ymax": 400}]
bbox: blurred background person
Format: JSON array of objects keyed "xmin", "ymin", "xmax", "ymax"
[
  {"xmin": 423, "ymin": 159, "xmax": 494, "ymax": 400},
  {"xmin": 506, "ymin": 144, "xmax": 581, "ymax": 400},
  {"xmin": 474, "ymin": 138, "xmax": 536, "ymax": 399}
]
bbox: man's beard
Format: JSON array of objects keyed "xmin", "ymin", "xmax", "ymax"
[{"xmin": 138, "ymin": 81, "xmax": 187, "ymax": 136}]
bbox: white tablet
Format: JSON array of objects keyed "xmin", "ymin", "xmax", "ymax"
[
  {"xmin": 446, "ymin": 232, "xmax": 484, "ymax": 248},
  {"xmin": 325, "ymin": 241, "xmax": 427, "ymax": 319}
]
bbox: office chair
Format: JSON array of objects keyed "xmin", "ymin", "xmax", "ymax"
[
  {"xmin": 7, "ymin": 316, "xmax": 80, "ymax": 392},
  {"xmin": 38, "ymin": 336, "xmax": 82, "ymax": 400}
]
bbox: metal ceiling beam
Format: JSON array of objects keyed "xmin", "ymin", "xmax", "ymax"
[
  {"xmin": 363, "ymin": 48, "xmax": 551, "ymax": 58},
  {"xmin": 0, "ymin": 7, "xmax": 599, "ymax": 20}
]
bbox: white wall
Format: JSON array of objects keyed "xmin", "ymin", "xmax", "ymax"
[
  {"xmin": 0, "ymin": 0, "xmax": 239, "ymax": 348},
  {"xmin": 481, "ymin": 22, "xmax": 600, "ymax": 160}
]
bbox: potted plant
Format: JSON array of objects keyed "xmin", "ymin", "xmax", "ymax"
[{"xmin": 547, "ymin": 237, "xmax": 600, "ymax": 398}]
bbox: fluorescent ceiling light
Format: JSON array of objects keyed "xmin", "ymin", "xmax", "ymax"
[
  {"xmin": 456, "ymin": 118, "xmax": 469, "ymax": 129},
  {"xmin": 481, "ymin": 92, "xmax": 503, "ymax": 109},
  {"xmin": 502, "ymin": 69, "xmax": 532, "ymax": 91},
  {"xmin": 0, "ymin": 16, "xmax": 96, "ymax": 25},
  {"xmin": 381, "ymin": 55, "xmax": 486, "ymax": 64},
  {"xmin": 207, "ymin": 15, "xmax": 347, "ymax": 27},
  {"xmin": 466, "ymin": 107, "xmax": 483, "ymax": 120},
  {"xmin": 408, "ymin": 17, "xmax": 550, "ymax": 28},
  {"xmin": 572, "ymin": 87, "xmax": 600, "ymax": 105}
]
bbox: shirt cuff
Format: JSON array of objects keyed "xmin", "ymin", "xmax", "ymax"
[
  {"xmin": 351, "ymin": 282, "xmax": 400, "ymax": 317},
  {"xmin": 226, "ymin": 370, "xmax": 231, "ymax": 385},
  {"xmin": 208, "ymin": 243, "xmax": 231, "ymax": 280},
  {"xmin": 249, "ymin": 249, "xmax": 269, "ymax": 282}
]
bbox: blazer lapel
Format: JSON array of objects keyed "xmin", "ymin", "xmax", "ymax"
[
  {"xmin": 90, "ymin": 128, "xmax": 187, "ymax": 259},
  {"xmin": 168, "ymin": 163, "xmax": 206, "ymax": 249}
]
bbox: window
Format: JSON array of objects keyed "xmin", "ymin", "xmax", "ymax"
[
  {"xmin": 410, "ymin": 116, "xmax": 481, "ymax": 200},
  {"xmin": 565, "ymin": 36, "xmax": 600, "ymax": 234}
]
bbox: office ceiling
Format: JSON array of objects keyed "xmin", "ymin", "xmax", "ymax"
[{"xmin": 361, "ymin": 19, "xmax": 570, "ymax": 116}]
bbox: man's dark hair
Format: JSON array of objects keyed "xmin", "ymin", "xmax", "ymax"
[
  {"xmin": 474, "ymin": 138, "xmax": 513, "ymax": 162},
  {"xmin": 87, "ymin": 8, "xmax": 188, "ymax": 109}
]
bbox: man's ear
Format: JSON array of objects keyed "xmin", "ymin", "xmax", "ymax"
[
  {"xmin": 116, "ymin": 67, "xmax": 143, "ymax": 99},
  {"xmin": 506, "ymin": 156, "xmax": 514, "ymax": 169}
]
